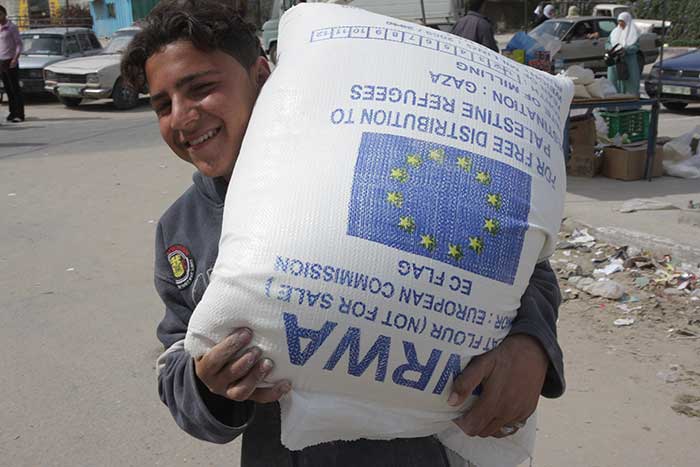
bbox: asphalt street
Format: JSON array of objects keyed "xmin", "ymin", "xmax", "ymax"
[
  {"xmin": 0, "ymin": 97, "xmax": 243, "ymax": 466},
  {"xmin": 1, "ymin": 94, "xmax": 698, "ymax": 467}
]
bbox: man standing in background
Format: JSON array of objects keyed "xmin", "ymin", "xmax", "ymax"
[
  {"xmin": 451, "ymin": 0, "xmax": 499, "ymax": 52},
  {"xmin": 0, "ymin": 4, "xmax": 25, "ymax": 123}
]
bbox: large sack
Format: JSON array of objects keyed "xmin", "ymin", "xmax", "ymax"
[{"xmin": 185, "ymin": 4, "xmax": 573, "ymax": 465}]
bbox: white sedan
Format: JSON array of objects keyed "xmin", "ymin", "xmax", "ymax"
[{"xmin": 44, "ymin": 27, "xmax": 144, "ymax": 110}]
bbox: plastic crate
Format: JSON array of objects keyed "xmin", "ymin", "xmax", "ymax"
[{"xmin": 600, "ymin": 110, "xmax": 650, "ymax": 143}]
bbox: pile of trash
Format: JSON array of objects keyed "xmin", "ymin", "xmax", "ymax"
[{"xmin": 551, "ymin": 224, "xmax": 700, "ymax": 336}]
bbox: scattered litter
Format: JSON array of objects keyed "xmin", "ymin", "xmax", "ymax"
[
  {"xmin": 634, "ymin": 277, "xmax": 650, "ymax": 288},
  {"xmin": 147, "ymin": 220, "xmax": 155, "ymax": 224},
  {"xmin": 159, "ymin": 164, "xmax": 167, "ymax": 169},
  {"xmin": 616, "ymin": 304, "xmax": 641, "ymax": 313},
  {"xmin": 657, "ymin": 364, "xmax": 682, "ymax": 383},
  {"xmin": 7, "ymin": 193, "xmax": 16, "ymax": 197},
  {"xmin": 627, "ymin": 246, "xmax": 642, "ymax": 258},
  {"xmin": 594, "ymin": 259, "xmax": 624, "ymax": 276},
  {"xmin": 672, "ymin": 404, "xmax": 700, "ymax": 418},
  {"xmin": 585, "ymin": 280, "xmax": 626, "ymax": 300},
  {"xmin": 619, "ymin": 199, "xmax": 679, "ymax": 213},
  {"xmin": 619, "ymin": 294, "xmax": 640, "ymax": 303},
  {"xmin": 675, "ymin": 394, "xmax": 700, "ymax": 404},
  {"xmin": 671, "ymin": 328, "xmax": 698, "ymax": 337},
  {"xmin": 65, "ymin": 267, "xmax": 75, "ymax": 272},
  {"xmin": 562, "ymin": 250, "xmax": 571, "ymax": 257},
  {"xmin": 664, "ymin": 288, "xmax": 685, "ymax": 296},
  {"xmin": 614, "ymin": 317, "xmax": 635, "ymax": 326},
  {"xmin": 569, "ymin": 228, "xmax": 596, "ymax": 245}
]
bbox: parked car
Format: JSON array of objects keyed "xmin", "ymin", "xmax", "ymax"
[
  {"xmin": 8, "ymin": 28, "xmax": 102, "ymax": 95},
  {"xmin": 529, "ymin": 17, "xmax": 659, "ymax": 76},
  {"xmin": 43, "ymin": 27, "xmax": 144, "ymax": 109},
  {"xmin": 645, "ymin": 49, "xmax": 700, "ymax": 111},
  {"xmin": 592, "ymin": 4, "xmax": 671, "ymax": 36}
]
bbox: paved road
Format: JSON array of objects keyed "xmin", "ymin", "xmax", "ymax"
[
  {"xmin": 0, "ymin": 97, "xmax": 242, "ymax": 467},
  {"xmin": 1, "ymin": 93, "xmax": 698, "ymax": 466}
]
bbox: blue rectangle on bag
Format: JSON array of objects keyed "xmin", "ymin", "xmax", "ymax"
[{"xmin": 348, "ymin": 132, "xmax": 531, "ymax": 285}]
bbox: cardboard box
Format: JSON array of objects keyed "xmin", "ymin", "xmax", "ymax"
[
  {"xmin": 569, "ymin": 115, "xmax": 596, "ymax": 148},
  {"xmin": 602, "ymin": 145, "xmax": 664, "ymax": 181},
  {"xmin": 567, "ymin": 145, "xmax": 602, "ymax": 177}
]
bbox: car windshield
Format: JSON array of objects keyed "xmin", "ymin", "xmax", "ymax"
[
  {"xmin": 21, "ymin": 34, "xmax": 63, "ymax": 55},
  {"xmin": 529, "ymin": 20, "xmax": 573, "ymax": 40},
  {"xmin": 101, "ymin": 35, "xmax": 134, "ymax": 54}
]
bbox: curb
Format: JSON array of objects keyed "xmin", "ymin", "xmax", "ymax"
[{"xmin": 561, "ymin": 218, "xmax": 700, "ymax": 266}]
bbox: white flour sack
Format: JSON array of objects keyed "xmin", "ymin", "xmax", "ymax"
[{"xmin": 185, "ymin": 3, "xmax": 572, "ymax": 465}]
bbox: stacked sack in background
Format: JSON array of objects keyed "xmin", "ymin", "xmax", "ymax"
[
  {"xmin": 185, "ymin": 4, "xmax": 573, "ymax": 466},
  {"xmin": 563, "ymin": 65, "xmax": 617, "ymax": 99}
]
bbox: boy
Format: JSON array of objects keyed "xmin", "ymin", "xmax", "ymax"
[{"xmin": 122, "ymin": 1, "xmax": 564, "ymax": 465}]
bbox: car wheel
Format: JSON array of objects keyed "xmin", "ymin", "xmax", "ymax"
[
  {"xmin": 59, "ymin": 96, "xmax": 82, "ymax": 108},
  {"xmin": 268, "ymin": 42, "xmax": 278, "ymax": 65},
  {"xmin": 663, "ymin": 102, "xmax": 688, "ymax": 111},
  {"xmin": 112, "ymin": 78, "xmax": 140, "ymax": 110}
]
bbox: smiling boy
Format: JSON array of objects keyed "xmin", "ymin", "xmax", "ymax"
[{"xmin": 122, "ymin": 1, "xmax": 564, "ymax": 465}]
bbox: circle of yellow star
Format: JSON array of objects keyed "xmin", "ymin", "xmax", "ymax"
[
  {"xmin": 390, "ymin": 167, "xmax": 409, "ymax": 183},
  {"xmin": 406, "ymin": 154, "xmax": 422, "ymax": 168},
  {"xmin": 484, "ymin": 218, "xmax": 500, "ymax": 235},
  {"xmin": 447, "ymin": 243, "xmax": 463, "ymax": 261},
  {"xmin": 386, "ymin": 191, "xmax": 404, "ymax": 208},
  {"xmin": 486, "ymin": 193, "xmax": 502, "ymax": 210},
  {"xmin": 468, "ymin": 236, "xmax": 484, "ymax": 254},
  {"xmin": 475, "ymin": 171, "xmax": 491, "ymax": 185},
  {"xmin": 429, "ymin": 148, "xmax": 446, "ymax": 163},
  {"xmin": 419, "ymin": 234, "xmax": 437, "ymax": 251},
  {"xmin": 456, "ymin": 156, "xmax": 472, "ymax": 172},
  {"xmin": 398, "ymin": 216, "xmax": 416, "ymax": 233}
]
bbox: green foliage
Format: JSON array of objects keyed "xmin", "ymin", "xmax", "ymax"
[
  {"xmin": 51, "ymin": 5, "xmax": 94, "ymax": 28},
  {"xmin": 635, "ymin": 0, "xmax": 700, "ymax": 41}
]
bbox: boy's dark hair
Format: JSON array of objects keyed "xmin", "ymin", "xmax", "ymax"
[
  {"xmin": 0, "ymin": 5, "xmax": 7, "ymax": 15},
  {"xmin": 468, "ymin": 0, "xmax": 486, "ymax": 12},
  {"xmin": 122, "ymin": 0, "xmax": 260, "ymax": 90}
]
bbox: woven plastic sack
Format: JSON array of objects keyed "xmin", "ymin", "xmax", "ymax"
[{"xmin": 185, "ymin": 4, "xmax": 573, "ymax": 465}]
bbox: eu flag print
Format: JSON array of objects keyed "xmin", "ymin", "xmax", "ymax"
[{"xmin": 348, "ymin": 132, "xmax": 532, "ymax": 285}]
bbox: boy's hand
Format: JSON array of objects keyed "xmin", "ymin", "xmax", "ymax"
[
  {"xmin": 448, "ymin": 334, "xmax": 548, "ymax": 438},
  {"xmin": 195, "ymin": 328, "xmax": 291, "ymax": 403}
]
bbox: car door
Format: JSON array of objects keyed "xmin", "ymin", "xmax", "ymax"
[
  {"xmin": 558, "ymin": 20, "xmax": 601, "ymax": 70},
  {"xmin": 593, "ymin": 19, "xmax": 618, "ymax": 71},
  {"xmin": 63, "ymin": 34, "xmax": 82, "ymax": 58}
]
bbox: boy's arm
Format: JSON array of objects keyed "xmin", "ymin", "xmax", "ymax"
[
  {"xmin": 508, "ymin": 260, "xmax": 564, "ymax": 398},
  {"xmin": 154, "ymin": 226, "xmax": 254, "ymax": 444},
  {"xmin": 449, "ymin": 260, "xmax": 564, "ymax": 437}
]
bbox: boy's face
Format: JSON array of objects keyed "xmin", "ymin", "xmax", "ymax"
[{"xmin": 146, "ymin": 41, "xmax": 270, "ymax": 180}]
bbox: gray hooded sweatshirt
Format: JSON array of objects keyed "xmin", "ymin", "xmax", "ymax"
[{"xmin": 154, "ymin": 172, "xmax": 564, "ymax": 467}]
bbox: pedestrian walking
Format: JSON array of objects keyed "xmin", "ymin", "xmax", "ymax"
[
  {"xmin": 533, "ymin": 4, "xmax": 556, "ymax": 28},
  {"xmin": 0, "ymin": 4, "xmax": 25, "ymax": 123},
  {"xmin": 451, "ymin": 0, "xmax": 499, "ymax": 52}
]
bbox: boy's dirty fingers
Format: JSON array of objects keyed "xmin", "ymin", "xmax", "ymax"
[
  {"xmin": 197, "ymin": 328, "xmax": 252, "ymax": 376},
  {"xmin": 249, "ymin": 380, "xmax": 292, "ymax": 403},
  {"xmin": 225, "ymin": 358, "xmax": 275, "ymax": 401}
]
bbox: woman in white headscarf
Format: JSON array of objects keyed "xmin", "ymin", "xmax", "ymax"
[
  {"xmin": 532, "ymin": 3, "xmax": 556, "ymax": 28},
  {"xmin": 606, "ymin": 12, "xmax": 642, "ymax": 96}
]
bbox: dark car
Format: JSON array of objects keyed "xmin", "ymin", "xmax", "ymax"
[
  {"xmin": 645, "ymin": 49, "xmax": 700, "ymax": 111},
  {"xmin": 0, "ymin": 28, "xmax": 102, "ymax": 95}
]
